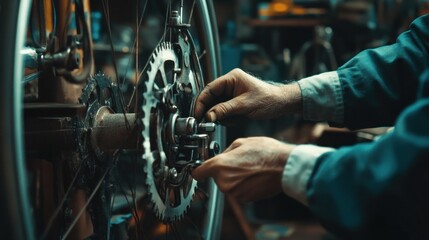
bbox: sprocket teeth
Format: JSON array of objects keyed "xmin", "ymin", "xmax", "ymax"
[{"xmin": 141, "ymin": 41, "xmax": 197, "ymax": 223}]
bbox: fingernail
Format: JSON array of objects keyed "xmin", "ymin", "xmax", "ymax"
[{"xmin": 209, "ymin": 111, "xmax": 216, "ymax": 122}]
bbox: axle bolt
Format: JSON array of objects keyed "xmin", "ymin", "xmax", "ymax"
[
  {"xmin": 169, "ymin": 168, "xmax": 178, "ymax": 180},
  {"xmin": 198, "ymin": 122, "xmax": 216, "ymax": 133}
]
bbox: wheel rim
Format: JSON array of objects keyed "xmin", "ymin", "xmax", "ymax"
[
  {"xmin": 195, "ymin": 1, "xmax": 224, "ymax": 239},
  {"xmin": 0, "ymin": 0, "xmax": 35, "ymax": 239}
]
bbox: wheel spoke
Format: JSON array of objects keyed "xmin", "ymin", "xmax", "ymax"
[
  {"xmin": 188, "ymin": 0, "xmax": 196, "ymax": 24},
  {"xmin": 40, "ymin": 163, "xmax": 83, "ymax": 240},
  {"xmin": 107, "ymin": 191, "xmax": 116, "ymax": 240},
  {"xmin": 113, "ymin": 169, "xmax": 140, "ymax": 224},
  {"xmin": 199, "ymin": 49, "xmax": 207, "ymax": 60},
  {"xmin": 101, "ymin": 0, "xmax": 131, "ymax": 130},
  {"xmin": 61, "ymin": 167, "xmax": 111, "ymax": 240},
  {"xmin": 101, "ymin": 0, "xmax": 119, "ymax": 85}
]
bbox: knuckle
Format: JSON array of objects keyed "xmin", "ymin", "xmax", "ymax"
[
  {"xmin": 217, "ymin": 101, "xmax": 233, "ymax": 115},
  {"xmin": 224, "ymin": 101, "xmax": 234, "ymax": 111},
  {"xmin": 217, "ymin": 104, "xmax": 228, "ymax": 114},
  {"xmin": 205, "ymin": 81, "xmax": 215, "ymax": 90},
  {"xmin": 231, "ymin": 138, "xmax": 245, "ymax": 147},
  {"xmin": 230, "ymin": 68, "xmax": 243, "ymax": 78},
  {"xmin": 230, "ymin": 68, "xmax": 242, "ymax": 74}
]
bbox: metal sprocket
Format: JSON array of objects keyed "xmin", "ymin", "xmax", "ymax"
[{"xmin": 141, "ymin": 42, "xmax": 197, "ymax": 222}]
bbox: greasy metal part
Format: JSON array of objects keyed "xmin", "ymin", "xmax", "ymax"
[
  {"xmin": 38, "ymin": 0, "xmax": 94, "ymax": 103},
  {"xmin": 169, "ymin": 10, "xmax": 181, "ymax": 26},
  {"xmin": 168, "ymin": 14, "xmax": 191, "ymax": 28},
  {"xmin": 141, "ymin": 2, "xmax": 224, "ymax": 222},
  {"xmin": 55, "ymin": 0, "xmax": 93, "ymax": 84},
  {"xmin": 168, "ymin": 168, "xmax": 179, "ymax": 181},
  {"xmin": 38, "ymin": 0, "xmax": 93, "ymax": 103},
  {"xmin": 77, "ymin": 72, "xmax": 127, "ymax": 185},
  {"xmin": 91, "ymin": 108, "xmax": 138, "ymax": 151},
  {"xmin": 41, "ymin": 48, "xmax": 80, "ymax": 71},
  {"xmin": 22, "ymin": 47, "xmax": 39, "ymax": 69},
  {"xmin": 186, "ymin": 134, "xmax": 209, "ymax": 161},
  {"xmin": 142, "ymin": 42, "xmax": 197, "ymax": 222},
  {"xmin": 169, "ymin": 113, "xmax": 180, "ymax": 145},
  {"xmin": 74, "ymin": 72, "xmax": 122, "ymax": 239},
  {"xmin": 24, "ymin": 73, "xmax": 124, "ymax": 240},
  {"xmin": 24, "ymin": 111, "xmax": 137, "ymax": 152},
  {"xmin": 198, "ymin": 122, "xmax": 216, "ymax": 133},
  {"xmin": 175, "ymin": 117, "xmax": 197, "ymax": 135}
]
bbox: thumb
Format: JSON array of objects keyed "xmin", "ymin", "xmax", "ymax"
[{"xmin": 206, "ymin": 97, "xmax": 244, "ymax": 122}]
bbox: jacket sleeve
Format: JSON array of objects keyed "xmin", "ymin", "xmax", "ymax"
[
  {"xmin": 337, "ymin": 14, "xmax": 429, "ymax": 129},
  {"xmin": 306, "ymin": 72, "xmax": 429, "ymax": 240}
]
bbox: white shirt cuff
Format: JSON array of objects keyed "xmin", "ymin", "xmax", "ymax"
[
  {"xmin": 282, "ymin": 144, "xmax": 335, "ymax": 205},
  {"xmin": 298, "ymin": 71, "xmax": 344, "ymax": 125}
]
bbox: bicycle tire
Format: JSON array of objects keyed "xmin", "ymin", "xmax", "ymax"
[{"xmin": 0, "ymin": 0, "xmax": 35, "ymax": 239}]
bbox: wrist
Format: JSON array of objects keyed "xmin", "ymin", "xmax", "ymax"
[{"xmin": 279, "ymin": 82, "xmax": 302, "ymax": 115}]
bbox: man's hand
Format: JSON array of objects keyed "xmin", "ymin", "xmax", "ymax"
[
  {"xmin": 194, "ymin": 68, "xmax": 301, "ymax": 124},
  {"xmin": 192, "ymin": 137, "xmax": 296, "ymax": 202}
]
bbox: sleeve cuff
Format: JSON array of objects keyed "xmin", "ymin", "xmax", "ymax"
[
  {"xmin": 298, "ymin": 71, "xmax": 344, "ymax": 125},
  {"xmin": 282, "ymin": 144, "xmax": 335, "ymax": 205}
]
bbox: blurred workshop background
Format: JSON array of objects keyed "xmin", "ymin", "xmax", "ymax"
[
  {"xmin": 208, "ymin": 1, "xmax": 428, "ymax": 239},
  {"xmin": 212, "ymin": 1, "xmax": 426, "ymax": 239},
  {"xmin": 86, "ymin": 1, "xmax": 428, "ymax": 239}
]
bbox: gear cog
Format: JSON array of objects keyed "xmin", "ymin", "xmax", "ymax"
[
  {"xmin": 141, "ymin": 42, "xmax": 198, "ymax": 222},
  {"xmin": 77, "ymin": 73, "xmax": 122, "ymax": 236}
]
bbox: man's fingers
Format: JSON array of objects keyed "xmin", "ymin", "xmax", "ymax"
[
  {"xmin": 194, "ymin": 79, "xmax": 227, "ymax": 119},
  {"xmin": 194, "ymin": 70, "xmax": 238, "ymax": 120},
  {"xmin": 206, "ymin": 96, "xmax": 245, "ymax": 122},
  {"xmin": 194, "ymin": 97, "xmax": 208, "ymax": 120},
  {"xmin": 191, "ymin": 159, "xmax": 214, "ymax": 181},
  {"xmin": 194, "ymin": 88, "xmax": 215, "ymax": 120}
]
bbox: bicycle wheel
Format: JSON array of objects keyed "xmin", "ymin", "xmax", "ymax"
[
  {"xmin": 1, "ymin": 0, "xmax": 224, "ymax": 239},
  {"xmin": 0, "ymin": 0, "xmax": 35, "ymax": 239}
]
